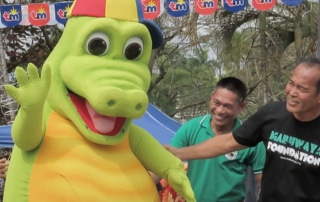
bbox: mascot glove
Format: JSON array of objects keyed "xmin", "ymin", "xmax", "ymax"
[
  {"xmin": 167, "ymin": 168, "xmax": 196, "ymax": 202},
  {"xmin": 5, "ymin": 63, "xmax": 51, "ymax": 111}
]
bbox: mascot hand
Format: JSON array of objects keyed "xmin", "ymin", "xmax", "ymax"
[
  {"xmin": 5, "ymin": 63, "xmax": 51, "ymax": 110},
  {"xmin": 167, "ymin": 168, "xmax": 196, "ymax": 202}
]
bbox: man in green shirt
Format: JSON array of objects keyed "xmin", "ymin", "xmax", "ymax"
[{"xmin": 170, "ymin": 77, "xmax": 265, "ymax": 202}]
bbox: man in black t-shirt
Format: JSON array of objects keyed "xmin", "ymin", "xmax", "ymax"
[{"xmin": 165, "ymin": 56, "xmax": 320, "ymax": 202}]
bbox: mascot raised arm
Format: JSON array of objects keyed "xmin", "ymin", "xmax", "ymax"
[{"xmin": 3, "ymin": 0, "xmax": 195, "ymax": 201}]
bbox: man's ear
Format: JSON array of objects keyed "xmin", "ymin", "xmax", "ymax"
[{"xmin": 240, "ymin": 101, "xmax": 247, "ymax": 111}]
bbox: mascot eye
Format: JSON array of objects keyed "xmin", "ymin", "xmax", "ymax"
[
  {"xmin": 86, "ymin": 33, "xmax": 110, "ymax": 56},
  {"xmin": 124, "ymin": 37, "xmax": 143, "ymax": 60}
]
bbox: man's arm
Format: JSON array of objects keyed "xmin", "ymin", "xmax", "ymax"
[
  {"xmin": 165, "ymin": 133, "xmax": 247, "ymax": 161},
  {"xmin": 254, "ymin": 173, "xmax": 262, "ymax": 195}
]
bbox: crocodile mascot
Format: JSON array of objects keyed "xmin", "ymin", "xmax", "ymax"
[{"xmin": 3, "ymin": 0, "xmax": 195, "ymax": 201}]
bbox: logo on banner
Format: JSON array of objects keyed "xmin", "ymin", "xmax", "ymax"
[
  {"xmin": 28, "ymin": 3, "xmax": 50, "ymax": 26},
  {"xmin": 281, "ymin": 0, "xmax": 303, "ymax": 6},
  {"xmin": 166, "ymin": 0, "xmax": 190, "ymax": 17},
  {"xmin": 194, "ymin": 0, "xmax": 217, "ymax": 15},
  {"xmin": 223, "ymin": 0, "xmax": 246, "ymax": 12},
  {"xmin": 251, "ymin": 0, "xmax": 276, "ymax": 11},
  {"xmin": 0, "ymin": 5, "xmax": 22, "ymax": 27},
  {"xmin": 55, "ymin": 2, "xmax": 72, "ymax": 25},
  {"xmin": 141, "ymin": 0, "xmax": 160, "ymax": 20}
]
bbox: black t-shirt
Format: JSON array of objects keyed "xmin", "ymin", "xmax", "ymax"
[{"xmin": 233, "ymin": 101, "xmax": 320, "ymax": 202}]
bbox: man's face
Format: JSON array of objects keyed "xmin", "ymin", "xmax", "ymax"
[
  {"xmin": 285, "ymin": 63, "xmax": 320, "ymax": 121},
  {"xmin": 209, "ymin": 87, "xmax": 245, "ymax": 127}
]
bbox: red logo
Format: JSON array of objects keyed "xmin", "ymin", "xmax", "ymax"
[
  {"xmin": 251, "ymin": 0, "xmax": 275, "ymax": 10},
  {"xmin": 194, "ymin": 0, "xmax": 217, "ymax": 15},
  {"xmin": 141, "ymin": 0, "xmax": 160, "ymax": 20},
  {"xmin": 28, "ymin": 3, "xmax": 50, "ymax": 26}
]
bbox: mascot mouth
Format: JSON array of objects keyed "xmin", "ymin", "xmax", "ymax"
[{"xmin": 69, "ymin": 91, "xmax": 125, "ymax": 136}]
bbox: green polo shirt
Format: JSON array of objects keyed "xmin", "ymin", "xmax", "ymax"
[{"xmin": 170, "ymin": 115, "xmax": 265, "ymax": 202}]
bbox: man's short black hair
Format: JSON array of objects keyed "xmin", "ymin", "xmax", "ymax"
[
  {"xmin": 214, "ymin": 77, "xmax": 247, "ymax": 103},
  {"xmin": 299, "ymin": 56, "xmax": 320, "ymax": 94}
]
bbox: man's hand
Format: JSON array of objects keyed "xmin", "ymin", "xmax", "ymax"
[
  {"xmin": 0, "ymin": 158, "xmax": 9, "ymax": 178},
  {"xmin": 164, "ymin": 145, "xmax": 183, "ymax": 160}
]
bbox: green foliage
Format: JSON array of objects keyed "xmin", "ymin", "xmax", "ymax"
[{"xmin": 149, "ymin": 48, "xmax": 220, "ymax": 118}]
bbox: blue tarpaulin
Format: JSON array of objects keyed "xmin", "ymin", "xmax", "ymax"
[
  {"xmin": 0, "ymin": 125, "xmax": 13, "ymax": 148},
  {"xmin": 0, "ymin": 104, "xmax": 181, "ymax": 148},
  {"xmin": 133, "ymin": 103, "xmax": 181, "ymax": 145}
]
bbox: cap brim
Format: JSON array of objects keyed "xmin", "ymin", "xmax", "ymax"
[{"xmin": 140, "ymin": 19, "xmax": 163, "ymax": 49}]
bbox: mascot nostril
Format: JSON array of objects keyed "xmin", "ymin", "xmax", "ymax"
[
  {"xmin": 3, "ymin": 0, "xmax": 196, "ymax": 202},
  {"xmin": 107, "ymin": 99, "xmax": 116, "ymax": 107},
  {"xmin": 135, "ymin": 103, "xmax": 143, "ymax": 111}
]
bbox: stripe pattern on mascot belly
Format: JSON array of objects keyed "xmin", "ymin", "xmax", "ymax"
[{"xmin": 28, "ymin": 111, "xmax": 159, "ymax": 202}]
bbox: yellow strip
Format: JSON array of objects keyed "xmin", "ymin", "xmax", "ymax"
[
  {"xmin": 67, "ymin": 0, "xmax": 78, "ymax": 17},
  {"xmin": 106, "ymin": 0, "xmax": 139, "ymax": 22}
]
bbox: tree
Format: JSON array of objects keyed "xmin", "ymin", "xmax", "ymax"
[{"xmin": 149, "ymin": 1, "xmax": 319, "ymax": 122}]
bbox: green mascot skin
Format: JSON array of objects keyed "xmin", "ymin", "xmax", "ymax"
[{"xmin": 3, "ymin": 3, "xmax": 196, "ymax": 202}]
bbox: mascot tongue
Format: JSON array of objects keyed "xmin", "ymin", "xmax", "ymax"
[
  {"xmin": 86, "ymin": 101, "xmax": 115, "ymax": 134},
  {"xmin": 69, "ymin": 92, "xmax": 125, "ymax": 136}
]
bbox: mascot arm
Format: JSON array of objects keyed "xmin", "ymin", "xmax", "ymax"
[
  {"xmin": 5, "ymin": 63, "xmax": 51, "ymax": 151},
  {"xmin": 129, "ymin": 125, "xmax": 196, "ymax": 202}
]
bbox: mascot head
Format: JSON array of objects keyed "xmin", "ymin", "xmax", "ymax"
[{"xmin": 44, "ymin": 0, "xmax": 163, "ymax": 145}]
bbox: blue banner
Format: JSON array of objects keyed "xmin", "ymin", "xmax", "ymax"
[
  {"xmin": 223, "ymin": 0, "xmax": 246, "ymax": 13},
  {"xmin": 281, "ymin": 0, "xmax": 303, "ymax": 6},
  {"xmin": 54, "ymin": 2, "xmax": 72, "ymax": 25},
  {"xmin": 0, "ymin": 5, "xmax": 22, "ymax": 27},
  {"xmin": 166, "ymin": 0, "xmax": 190, "ymax": 17}
]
